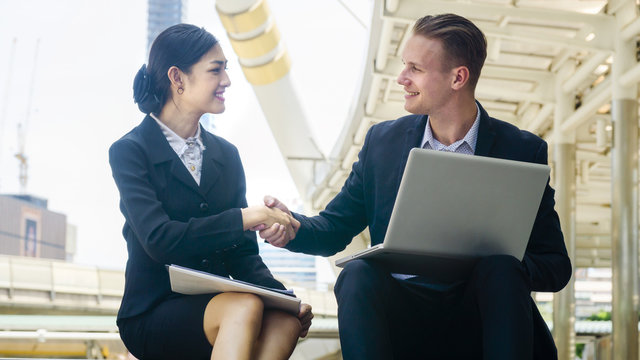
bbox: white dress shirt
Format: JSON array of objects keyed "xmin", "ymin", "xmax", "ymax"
[
  {"xmin": 420, "ymin": 103, "xmax": 480, "ymax": 154},
  {"xmin": 150, "ymin": 113, "xmax": 206, "ymax": 185},
  {"xmin": 393, "ymin": 104, "xmax": 481, "ymax": 284}
]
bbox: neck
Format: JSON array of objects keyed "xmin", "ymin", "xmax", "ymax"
[
  {"xmin": 428, "ymin": 96, "xmax": 477, "ymax": 146},
  {"xmin": 156, "ymin": 103, "xmax": 201, "ymax": 139}
]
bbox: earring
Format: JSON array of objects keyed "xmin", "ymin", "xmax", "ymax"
[{"xmin": 177, "ymin": 87, "xmax": 184, "ymax": 95}]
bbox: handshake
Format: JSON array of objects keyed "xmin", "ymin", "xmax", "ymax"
[{"xmin": 241, "ymin": 195, "xmax": 298, "ymax": 248}]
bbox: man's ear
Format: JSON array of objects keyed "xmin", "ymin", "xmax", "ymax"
[
  {"xmin": 451, "ymin": 66, "xmax": 470, "ymax": 91},
  {"xmin": 167, "ymin": 66, "xmax": 183, "ymax": 89}
]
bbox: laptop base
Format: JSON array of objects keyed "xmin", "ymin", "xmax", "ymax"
[{"xmin": 336, "ymin": 249, "xmax": 479, "ymax": 283}]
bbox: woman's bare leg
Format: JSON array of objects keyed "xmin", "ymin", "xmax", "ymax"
[
  {"xmin": 202, "ymin": 292, "xmax": 264, "ymax": 360},
  {"xmin": 254, "ymin": 310, "xmax": 302, "ymax": 360}
]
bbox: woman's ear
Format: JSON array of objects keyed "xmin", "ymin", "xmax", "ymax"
[{"xmin": 167, "ymin": 66, "xmax": 183, "ymax": 89}]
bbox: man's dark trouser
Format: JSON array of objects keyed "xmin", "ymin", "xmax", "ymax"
[{"xmin": 334, "ymin": 255, "xmax": 533, "ymax": 360}]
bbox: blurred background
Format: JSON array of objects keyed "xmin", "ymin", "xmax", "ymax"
[{"xmin": 1, "ymin": 0, "xmax": 639, "ymax": 359}]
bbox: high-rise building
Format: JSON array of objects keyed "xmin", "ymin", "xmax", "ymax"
[
  {"xmin": 147, "ymin": 0, "xmax": 184, "ymax": 51},
  {"xmin": 258, "ymin": 241, "xmax": 317, "ymax": 287},
  {"xmin": 0, "ymin": 194, "xmax": 69, "ymax": 260}
]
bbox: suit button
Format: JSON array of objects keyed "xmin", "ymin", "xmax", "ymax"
[
  {"xmin": 200, "ymin": 203, "xmax": 209, "ymax": 212},
  {"xmin": 201, "ymin": 259, "xmax": 209, "ymax": 268}
]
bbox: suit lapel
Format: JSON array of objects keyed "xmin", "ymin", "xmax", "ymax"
[
  {"xmin": 396, "ymin": 115, "xmax": 428, "ymax": 190},
  {"xmin": 199, "ymin": 127, "xmax": 225, "ymax": 196},
  {"xmin": 474, "ymin": 102, "xmax": 497, "ymax": 157},
  {"xmin": 392, "ymin": 105, "xmax": 493, "ymax": 194},
  {"xmin": 140, "ymin": 115, "xmax": 202, "ymax": 196}
]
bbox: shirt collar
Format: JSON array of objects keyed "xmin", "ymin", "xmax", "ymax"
[
  {"xmin": 421, "ymin": 102, "xmax": 481, "ymax": 153},
  {"xmin": 150, "ymin": 113, "xmax": 205, "ymax": 156}
]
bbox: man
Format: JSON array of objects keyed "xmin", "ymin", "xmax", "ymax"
[{"xmin": 259, "ymin": 13, "xmax": 571, "ymax": 360}]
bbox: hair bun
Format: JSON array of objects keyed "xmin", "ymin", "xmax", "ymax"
[{"xmin": 133, "ymin": 64, "xmax": 161, "ymax": 114}]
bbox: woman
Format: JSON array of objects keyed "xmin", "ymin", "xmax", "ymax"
[{"xmin": 109, "ymin": 24, "xmax": 312, "ymax": 360}]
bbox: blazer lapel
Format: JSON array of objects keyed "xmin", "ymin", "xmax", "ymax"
[
  {"xmin": 396, "ymin": 115, "xmax": 428, "ymax": 191},
  {"xmin": 474, "ymin": 102, "xmax": 497, "ymax": 157},
  {"xmin": 199, "ymin": 127, "xmax": 225, "ymax": 196},
  {"xmin": 141, "ymin": 115, "xmax": 202, "ymax": 196}
]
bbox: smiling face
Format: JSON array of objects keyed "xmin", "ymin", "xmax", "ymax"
[
  {"xmin": 180, "ymin": 44, "xmax": 231, "ymax": 115},
  {"xmin": 396, "ymin": 35, "xmax": 455, "ymax": 116}
]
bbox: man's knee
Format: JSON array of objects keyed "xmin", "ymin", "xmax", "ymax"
[
  {"xmin": 334, "ymin": 259, "xmax": 387, "ymax": 298},
  {"xmin": 476, "ymin": 254, "xmax": 521, "ymax": 272},
  {"xmin": 471, "ymin": 255, "xmax": 530, "ymax": 293}
]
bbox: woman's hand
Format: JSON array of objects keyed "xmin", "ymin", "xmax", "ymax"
[
  {"xmin": 298, "ymin": 303, "xmax": 313, "ymax": 338},
  {"xmin": 252, "ymin": 196, "xmax": 300, "ymax": 247},
  {"xmin": 241, "ymin": 205, "xmax": 299, "ymax": 241}
]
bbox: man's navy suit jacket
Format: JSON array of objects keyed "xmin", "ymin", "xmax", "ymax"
[
  {"xmin": 109, "ymin": 115, "xmax": 284, "ymax": 323},
  {"xmin": 287, "ymin": 103, "xmax": 572, "ymax": 358}
]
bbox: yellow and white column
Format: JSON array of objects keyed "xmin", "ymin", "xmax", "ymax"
[{"xmin": 216, "ymin": 0, "xmax": 323, "ymax": 200}]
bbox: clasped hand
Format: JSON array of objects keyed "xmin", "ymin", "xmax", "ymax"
[{"xmin": 249, "ymin": 196, "xmax": 298, "ymax": 248}]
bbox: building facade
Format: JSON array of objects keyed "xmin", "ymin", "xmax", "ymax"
[
  {"xmin": 147, "ymin": 0, "xmax": 184, "ymax": 51},
  {"xmin": 258, "ymin": 241, "xmax": 317, "ymax": 287},
  {"xmin": 0, "ymin": 194, "xmax": 67, "ymax": 260}
]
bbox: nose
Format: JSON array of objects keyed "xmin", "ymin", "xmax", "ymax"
[
  {"xmin": 221, "ymin": 69, "xmax": 231, "ymax": 87},
  {"xmin": 397, "ymin": 67, "xmax": 409, "ymax": 86}
]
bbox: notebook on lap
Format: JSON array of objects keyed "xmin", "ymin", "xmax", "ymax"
[{"xmin": 334, "ymin": 148, "xmax": 550, "ymax": 282}]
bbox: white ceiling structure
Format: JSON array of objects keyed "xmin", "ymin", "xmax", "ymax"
[{"xmin": 302, "ymin": 0, "xmax": 640, "ymax": 269}]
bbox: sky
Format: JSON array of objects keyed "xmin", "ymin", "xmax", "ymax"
[{"xmin": 0, "ymin": 0, "xmax": 371, "ymax": 270}]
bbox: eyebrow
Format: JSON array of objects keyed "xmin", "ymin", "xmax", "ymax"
[{"xmin": 210, "ymin": 60, "xmax": 227, "ymax": 66}]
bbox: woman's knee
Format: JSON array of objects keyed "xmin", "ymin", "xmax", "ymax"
[
  {"xmin": 204, "ymin": 293, "xmax": 265, "ymax": 332},
  {"xmin": 264, "ymin": 310, "xmax": 301, "ymax": 338},
  {"xmin": 223, "ymin": 293, "xmax": 264, "ymax": 319}
]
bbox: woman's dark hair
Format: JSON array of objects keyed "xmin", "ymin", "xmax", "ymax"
[{"xmin": 133, "ymin": 24, "xmax": 218, "ymax": 114}]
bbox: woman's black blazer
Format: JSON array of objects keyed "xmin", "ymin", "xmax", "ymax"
[{"xmin": 109, "ymin": 115, "xmax": 285, "ymax": 322}]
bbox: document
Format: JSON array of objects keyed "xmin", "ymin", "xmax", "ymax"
[{"xmin": 167, "ymin": 264, "xmax": 301, "ymax": 315}]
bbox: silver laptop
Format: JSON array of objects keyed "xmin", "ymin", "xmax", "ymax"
[{"xmin": 335, "ymin": 148, "xmax": 550, "ymax": 281}]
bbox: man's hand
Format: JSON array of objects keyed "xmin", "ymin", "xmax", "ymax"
[
  {"xmin": 242, "ymin": 204, "xmax": 299, "ymax": 242},
  {"xmin": 255, "ymin": 195, "xmax": 300, "ymax": 247},
  {"xmin": 263, "ymin": 195, "xmax": 293, "ymax": 216},
  {"xmin": 297, "ymin": 303, "xmax": 313, "ymax": 338}
]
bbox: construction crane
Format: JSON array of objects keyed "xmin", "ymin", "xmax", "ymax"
[
  {"xmin": 0, "ymin": 38, "xmax": 17, "ymax": 192},
  {"xmin": 15, "ymin": 38, "xmax": 40, "ymax": 194}
]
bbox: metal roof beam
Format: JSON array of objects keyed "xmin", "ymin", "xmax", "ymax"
[
  {"xmin": 561, "ymin": 78, "xmax": 612, "ymax": 134},
  {"xmin": 370, "ymin": 101, "xmax": 409, "ymax": 120},
  {"xmin": 480, "ymin": 23, "xmax": 612, "ymax": 52},
  {"xmin": 523, "ymin": 103, "xmax": 555, "ymax": 134},
  {"xmin": 389, "ymin": 0, "xmax": 613, "ymax": 27},
  {"xmin": 478, "ymin": 108, "xmax": 518, "ymax": 123},
  {"xmin": 621, "ymin": 16, "xmax": 640, "ymax": 41},
  {"xmin": 386, "ymin": 0, "xmax": 614, "ymax": 51},
  {"xmin": 563, "ymin": 52, "xmax": 612, "ymax": 93},
  {"xmin": 476, "ymin": 83, "xmax": 554, "ymax": 104},
  {"xmin": 576, "ymin": 258, "xmax": 611, "ymax": 268},
  {"xmin": 576, "ymin": 237, "xmax": 611, "ymax": 249},
  {"xmin": 608, "ymin": 0, "xmax": 634, "ymax": 16},
  {"xmin": 576, "ymin": 224, "xmax": 611, "ymax": 237},
  {"xmin": 482, "ymin": 64, "xmax": 554, "ymax": 84},
  {"xmin": 619, "ymin": 62, "xmax": 640, "ymax": 88},
  {"xmin": 516, "ymin": 0, "xmax": 607, "ymax": 14},
  {"xmin": 375, "ymin": 19, "xmax": 394, "ymax": 72}
]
